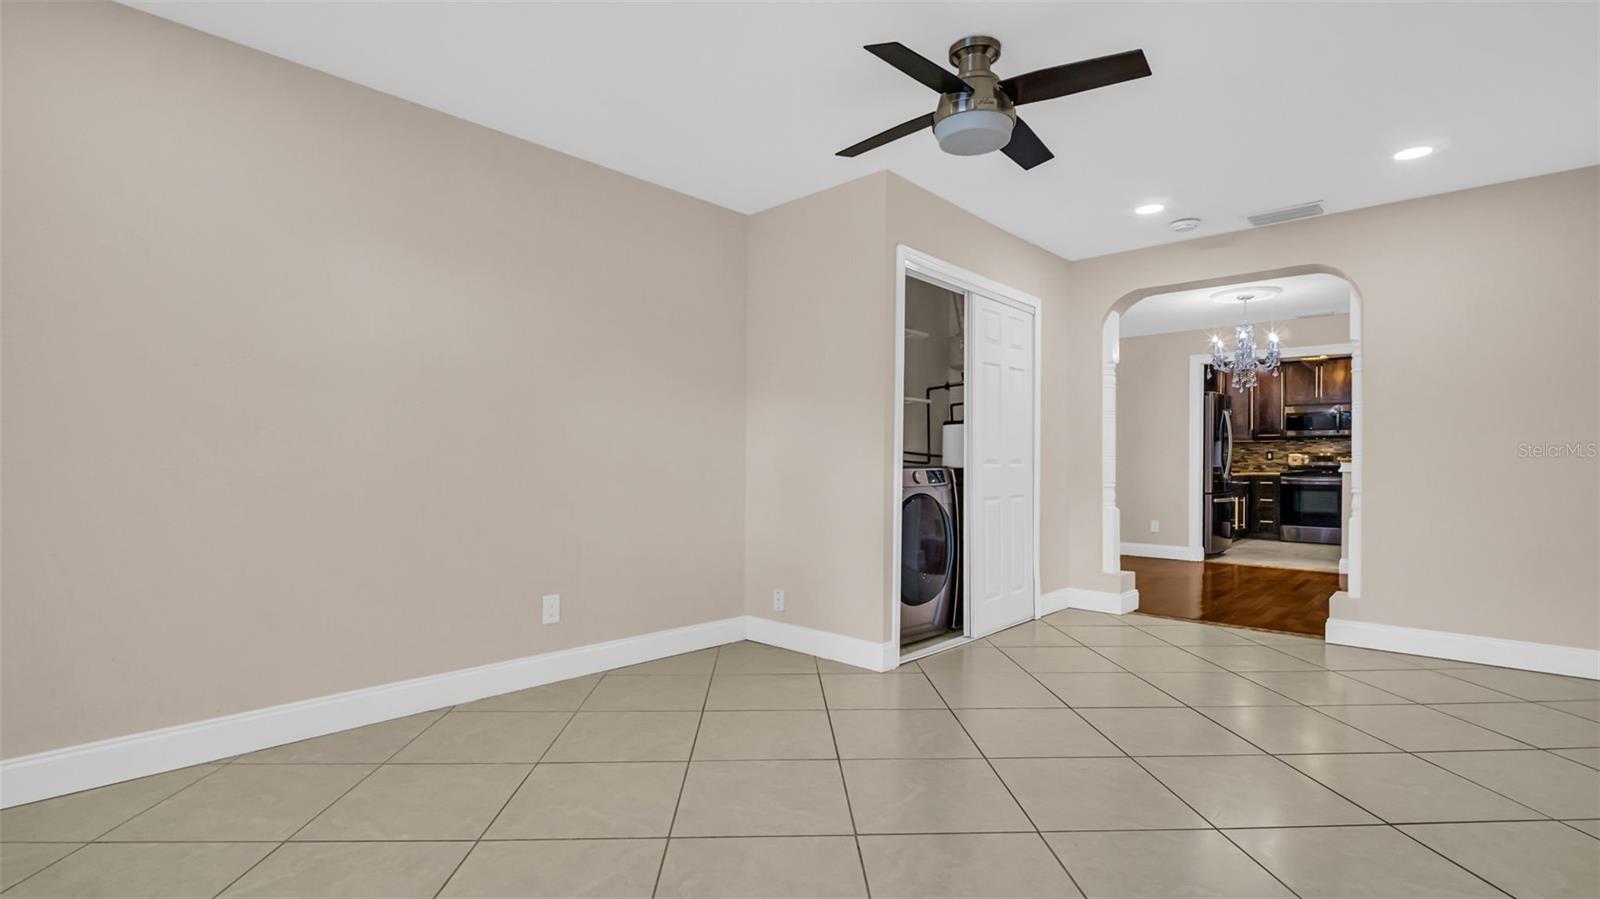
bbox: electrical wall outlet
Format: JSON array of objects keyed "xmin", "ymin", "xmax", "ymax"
[
  {"xmin": 772, "ymin": 589, "xmax": 785, "ymax": 612},
  {"xmin": 541, "ymin": 594, "xmax": 560, "ymax": 625},
  {"xmin": 1150, "ymin": 520, "xmax": 1160, "ymax": 534},
  {"xmin": 1265, "ymin": 450, "xmax": 1275, "ymax": 460}
]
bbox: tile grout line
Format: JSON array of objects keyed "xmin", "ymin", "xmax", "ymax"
[
  {"xmin": 647, "ymin": 643, "xmax": 717, "ymax": 898},
  {"xmin": 0, "ymin": 761, "xmax": 241, "ymax": 895},
  {"xmin": 929, "ymin": 649, "xmax": 1093, "ymax": 899},
  {"xmin": 211, "ymin": 705, "xmax": 460, "ymax": 898},
  {"xmin": 815, "ymin": 656, "xmax": 873, "ymax": 898},
  {"xmin": 1043, "ymin": 615, "xmax": 1522, "ymax": 898},
  {"xmin": 1045, "ymin": 626, "xmax": 1308, "ymax": 899},
  {"xmin": 1004, "ymin": 620, "xmax": 1304, "ymax": 899},
  {"xmin": 3, "ymin": 819, "xmax": 1588, "ymax": 843},
  {"xmin": 433, "ymin": 672, "xmax": 604, "ymax": 899},
  {"xmin": 1111, "ymin": 617, "xmax": 1594, "ymax": 877},
  {"xmin": 5, "ymin": 627, "xmax": 1592, "ymax": 895},
  {"xmin": 1132, "ymin": 636, "xmax": 1527, "ymax": 899}
]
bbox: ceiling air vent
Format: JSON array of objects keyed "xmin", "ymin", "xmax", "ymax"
[{"xmin": 1247, "ymin": 201, "xmax": 1325, "ymax": 228}]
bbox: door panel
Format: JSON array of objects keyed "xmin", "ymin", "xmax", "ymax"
[
  {"xmin": 983, "ymin": 497, "xmax": 1003, "ymax": 604},
  {"xmin": 969, "ymin": 295, "xmax": 1035, "ymax": 636}
]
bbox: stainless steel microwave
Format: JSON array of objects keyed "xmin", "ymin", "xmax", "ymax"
[{"xmin": 1283, "ymin": 405, "xmax": 1351, "ymax": 437}]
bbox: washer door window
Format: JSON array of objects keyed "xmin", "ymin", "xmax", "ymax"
[{"xmin": 901, "ymin": 493, "xmax": 954, "ymax": 606}]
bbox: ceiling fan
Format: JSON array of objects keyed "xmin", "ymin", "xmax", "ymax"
[{"xmin": 837, "ymin": 36, "xmax": 1151, "ymax": 170}]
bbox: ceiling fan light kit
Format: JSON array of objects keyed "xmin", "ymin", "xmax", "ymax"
[
  {"xmin": 934, "ymin": 109, "xmax": 1014, "ymax": 155},
  {"xmin": 932, "ymin": 36, "xmax": 1015, "ymax": 156},
  {"xmin": 838, "ymin": 35, "xmax": 1151, "ymax": 170}
]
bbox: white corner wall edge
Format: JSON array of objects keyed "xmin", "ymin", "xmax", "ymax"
[
  {"xmin": 1039, "ymin": 587, "xmax": 1140, "ymax": 616},
  {"xmin": 1120, "ymin": 542, "xmax": 1205, "ymax": 562},
  {"xmin": 1326, "ymin": 618, "xmax": 1600, "ymax": 680},
  {"xmin": 0, "ymin": 616, "xmax": 747, "ymax": 809},
  {"xmin": 744, "ymin": 616, "xmax": 898, "ymax": 673}
]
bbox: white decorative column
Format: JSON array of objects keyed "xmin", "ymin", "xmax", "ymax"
[
  {"xmin": 1345, "ymin": 292, "xmax": 1363, "ymax": 597},
  {"xmin": 1101, "ymin": 313, "xmax": 1121, "ymax": 574}
]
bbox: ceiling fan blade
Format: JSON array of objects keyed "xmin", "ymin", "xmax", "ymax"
[
  {"xmin": 1001, "ymin": 117, "xmax": 1054, "ymax": 170},
  {"xmin": 836, "ymin": 112, "xmax": 935, "ymax": 158},
  {"xmin": 864, "ymin": 42, "xmax": 972, "ymax": 95},
  {"xmin": 999, "ymin": 49, "xmax": 1151, "ymax": 106}
]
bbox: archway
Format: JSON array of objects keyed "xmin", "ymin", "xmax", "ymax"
[{"xmin": 1100, "ymin": 265, "xmax": 1364, "ymax": 631}]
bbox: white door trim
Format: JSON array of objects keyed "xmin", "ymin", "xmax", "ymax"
[{"xmin": 894, "ymin": 246, "xmax": 1042, "ymax": 658}]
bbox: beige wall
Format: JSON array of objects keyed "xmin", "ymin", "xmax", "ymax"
[
  {"xmin": 1, "ymin": 2, "xmax": 749, "ymax": 758},
  {"xmin": 1116, "ymin": 315, "xmax": 1352, "ymax": 548},
  {"xmin": 879, "ymin": 178, "xmax": 1143, "ymax": 608},
  {"xmin": 1071, "ymin": 168, "xmax": 1599, "ymax": 649},
  {"xmin": 5, "ymin": 1, "xmax": 1597, "ymax": 765},
  {"xmin": 743, "ymin": 174, "xmax": 1082, "ymax": 644},
  {"xmin": 742, "ymin": 174, "xmax": 890, "ymax": 642}
]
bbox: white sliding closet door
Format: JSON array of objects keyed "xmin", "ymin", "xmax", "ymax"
[{"xmin": 967, "ymin": 293, "xmax": 1036, "ymax": 636}]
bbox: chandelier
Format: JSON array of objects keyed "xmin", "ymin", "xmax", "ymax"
[{"xmin": 1209, "ymin": 293, "xmax": 1280, "ymax": 389}]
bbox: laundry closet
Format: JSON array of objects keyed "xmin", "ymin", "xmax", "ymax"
[
  {"xmin": 896, "ymin": 258, "xmax": 1039, "ymax": 662},
  {"xmin": 901, "ymin": 278, "xmax": 967, "ymax": 652}
]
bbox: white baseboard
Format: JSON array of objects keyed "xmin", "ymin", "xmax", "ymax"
[
  {"xmin": 1326, "ymin": 618, "xmax": 1600, "ymax": 680},
  {"xmin": 0, "ymin": 616, "xmax": 747, "ymax": 808},
  {"xmin": 1038, "ymin": 588, "xmax": 1074, "ymax": 616},
  {"xmin": 1040, "ymin": 587, "xmax": 1139, "ymax": 616},
  {"xmin": 1338, "ymin": 557, "xmax": 1349, "ymax": 574},
  {"xmin": 744, "ymin": 615, "xmax": 896, "ymax": 673},
  {"xmin": 1120, "ymin": 542, "xmax": 1204, "ymax": 562}
]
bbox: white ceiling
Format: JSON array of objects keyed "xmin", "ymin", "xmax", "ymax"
[
  {"xmin": 127, "ymin": 2, "xmax": 1599, "ymax": 260},
  {"xmin": 1119, "ymin": 273, "xmax": 1351, "ymax": 339}
]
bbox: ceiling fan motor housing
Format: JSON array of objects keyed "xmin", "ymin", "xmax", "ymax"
[
  {"xmin": 933, "ymin": 35, "xmax": 1016, "ymax": 155},
  {"xmin": 839, "ymin": 35, "xmax": 1148, "ymax": 169}
]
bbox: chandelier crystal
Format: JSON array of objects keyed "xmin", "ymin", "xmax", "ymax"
[{"xmin": 1209, "ymin": 296, "xmax": 1280, "ymax": 389}]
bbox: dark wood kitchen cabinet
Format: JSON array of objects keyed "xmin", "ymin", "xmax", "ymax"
[
  {"xmin": 1218, "ymin": 371, "xmax": 1251, "ymax": 440},
  {"xmin": 1251, "ymin": 370, "xmax": 1284, "ymax": 438},
  {"xmin": 1283, "ymin": 357, "xmax": 1352, "ymax": 405},
  {"xmin": 1282, "ymin": 361, "xmax": 1321, "ymax": 406},
  {"xmin": 1249, "ymin": 477, "xmax": 1281, "ymax": 537},
  {"xmin": 1214, "ymin": 369, "xmax": 1283, "ymax": 441},
  {"xmin": 1319, "ymin": 356, "xmax": 1352, "ymax": 403}
]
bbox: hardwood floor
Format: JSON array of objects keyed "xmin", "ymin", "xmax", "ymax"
[{"xmin": 1123, "ymin": 555, "xmax": 1342, "ymax": 636}]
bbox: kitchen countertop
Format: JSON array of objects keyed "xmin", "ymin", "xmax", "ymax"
[{"xmin": 1232, "ymin": 470, "xmax": 1283, "ymax": 476}]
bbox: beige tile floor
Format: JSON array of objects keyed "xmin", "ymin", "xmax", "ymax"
[
  {"xmin": 1211, "ymin": 538, "xmax": 1343, "ymax": 573},
  {"xmin": 3, "ymin": 612, "xmax": 1598, "ymax": 898}
]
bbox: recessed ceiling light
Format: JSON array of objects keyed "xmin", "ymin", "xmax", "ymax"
[
  {"xmin": 1169, "ymin": 217, "xmax": 1202, "ymax": 232},
  {"xmin": 1135, "ymin": 203, "xmax": 1165, "ymax": 215},
  {"xmin": 1392, "ymin": 146, "xmax": 1433, "ymax": 161}
]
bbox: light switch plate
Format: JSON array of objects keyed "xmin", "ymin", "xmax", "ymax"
[
  {"xmin": 1150, "ymin": 520, "xmax": 1160, "ymax": 533},
  {"xmin": 542, "ymin": 594, "xmax": 560, "ymax": 625}
]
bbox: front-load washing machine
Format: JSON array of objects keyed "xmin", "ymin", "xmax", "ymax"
[{"xmin": 901, "ymin": 467, "xmax": 959, "ymax": 644}]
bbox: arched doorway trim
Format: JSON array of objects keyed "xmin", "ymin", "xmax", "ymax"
[{"xmin": 1100, "ymin": 264, "xmax": 1364, "ymax": 603}]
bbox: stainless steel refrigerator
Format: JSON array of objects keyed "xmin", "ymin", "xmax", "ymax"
[{"xmin": 1202, "ymin": 392, "xmax": 1237, "ymax": 556}]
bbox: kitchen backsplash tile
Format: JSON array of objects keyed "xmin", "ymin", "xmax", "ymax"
[{"xmin": 1232, "ymin": 437, "xmax": 1351, "ymax": 472}]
